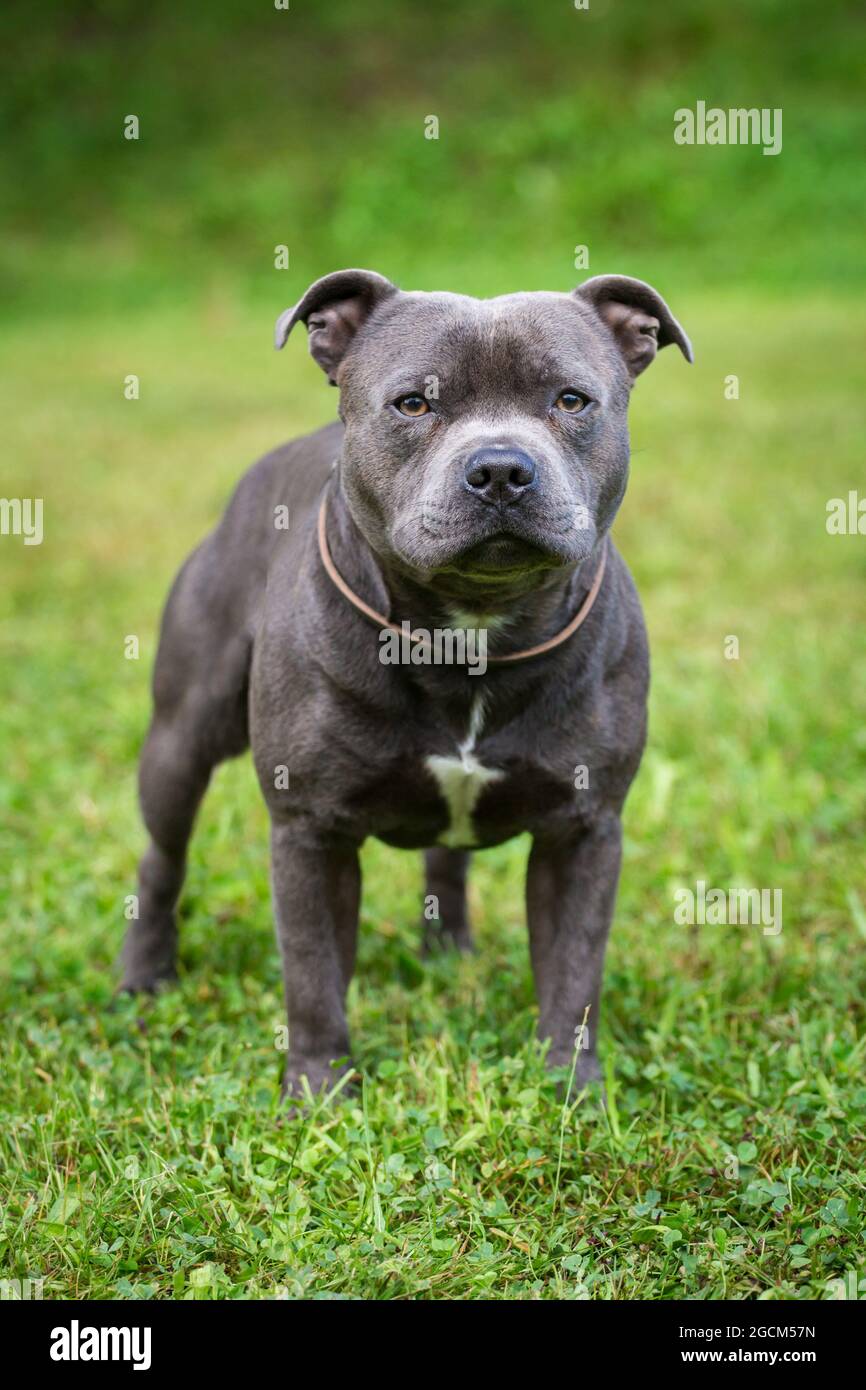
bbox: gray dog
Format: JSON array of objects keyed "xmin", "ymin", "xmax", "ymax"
[{"xmin": 120, "ymin": 269, "xmax": 692, "ymax": 1098}]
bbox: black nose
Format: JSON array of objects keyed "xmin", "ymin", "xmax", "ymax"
[{"xmin": 463, "ymin": 446, "xmax": 537, "ymax": 505}]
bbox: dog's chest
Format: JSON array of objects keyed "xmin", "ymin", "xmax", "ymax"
[
  {"xmin": 341, "ymin": 691, "xmax": 584, "ymax": 852},
  {"xmin": 424, "ymin": 696, "xmax": 504, "ymax": 849}
]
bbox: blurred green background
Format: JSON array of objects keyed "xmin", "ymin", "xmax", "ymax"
[
  {"xmin": 2, "ymin": 0, "xmax": 865, "ymax": 315},
  {"xmin": 1, "ymin": 0, "xmax": 865, "ymax": 1300}
]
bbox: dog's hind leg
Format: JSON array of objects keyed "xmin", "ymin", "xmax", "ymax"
[
  {"xmin": 120, "ymin": 549, "xmax": 253, "ymax": 992},
  {"xmin": 119, "ymin": 717, "xmax": 212, "ymax": 990},
  {"xmin": 421, "ymin": 848, "xmax": 472, "ymax": 954}
]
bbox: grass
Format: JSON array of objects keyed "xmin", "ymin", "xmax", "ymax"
[{"xmin": 1, "ymin": 287, "xmax": 864, "ymax": 1299}]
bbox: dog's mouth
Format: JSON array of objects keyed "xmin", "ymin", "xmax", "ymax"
[
  {"xmin": 390, "ymin": 499, "xmax": 595, "ymax": 589},
  {"xmin": 446, "ymin": 531, "xmax": 550, "ymax": 578}
]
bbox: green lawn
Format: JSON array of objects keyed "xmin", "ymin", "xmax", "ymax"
[{"xmin": 1, "ymin": 291, "xmax": 864, "ymax": 1299}]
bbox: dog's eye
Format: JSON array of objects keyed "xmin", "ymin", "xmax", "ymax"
[
  {"xmin": 394, "ymin": 394, "xmax": 431, "ymax": 417},
  {"xmin": 554, "ymin": 390, "xmax": 590, "ymax": 413}
]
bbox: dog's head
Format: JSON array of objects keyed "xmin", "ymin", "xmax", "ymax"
[{"xmin": 276, "ymin": 270, "xmax": 691, "ymax": 599}]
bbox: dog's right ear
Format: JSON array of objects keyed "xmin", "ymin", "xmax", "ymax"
[{"xmin": 274, "ymin": 269, "xmax": 398, "ymax": 383}]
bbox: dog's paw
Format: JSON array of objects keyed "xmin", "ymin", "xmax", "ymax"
[
  {"xmin": 573, "ymin": 1052, "xmax": 603, "ymax": 1091},
  {"xmin": 116, "ymin": 961, "xmax": 177, "ymax": 995},
  {"xmin": 547, "ymin": 1049, "xmax": 605, "ymax": 1103},
  {"xmin": 280, "ymin": 1057, "xmax": 357, "ymax": 1115},
  {"xmin": 420, "ymin": 918, "xmax": 474, "ymax": 957},
  {"xmin": 116, "ymin": 965, "xmax": 178, "ymax": 995},
  {"xmin": 118, "ymin": 919, "xmax": 178, "ymax": 994}
]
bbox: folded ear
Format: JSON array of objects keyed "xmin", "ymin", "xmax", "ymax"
[
  {"xmin": 274, "ymin": 269, "xmax": 398, "ymax": 382},
  {"xmin": 574, "ymin": 274, "xmax": 693, "ymax": 378}
]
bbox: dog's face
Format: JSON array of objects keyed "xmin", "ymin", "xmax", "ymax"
[{"xmin": 276, "ymin": 271, "xmax": 691, "ymax": 599}]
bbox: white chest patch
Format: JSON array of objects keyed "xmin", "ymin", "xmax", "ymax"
[{"xmin": 425, "ymin": 696, "xmax": 504, "ymax": 849}]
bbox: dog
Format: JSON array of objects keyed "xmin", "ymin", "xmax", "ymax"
[{"xmin": 120, "ymin": 269, "xmax": 692, "ymax": 1099}]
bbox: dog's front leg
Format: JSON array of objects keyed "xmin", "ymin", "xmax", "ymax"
[
  {"xmin": 270, "ymin": 820, "xmax": 361, "ymax": 1100},
  {"xmin": 526, "ymin": 813, "xmax": 623, "ymax": 1084}
]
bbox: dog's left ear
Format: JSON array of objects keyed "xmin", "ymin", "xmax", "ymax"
[
  {"xmin": 274, "ymin": 268, "xmax": 398, "ymax": 383},
  {"xmin": 574, "ymin": 275, "xmax": 693, "ymax": 377}
]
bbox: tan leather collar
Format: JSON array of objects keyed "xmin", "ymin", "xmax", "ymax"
[{"xmin": 317, "ymin": 496, "xmax": 608, "ymax": 665}]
